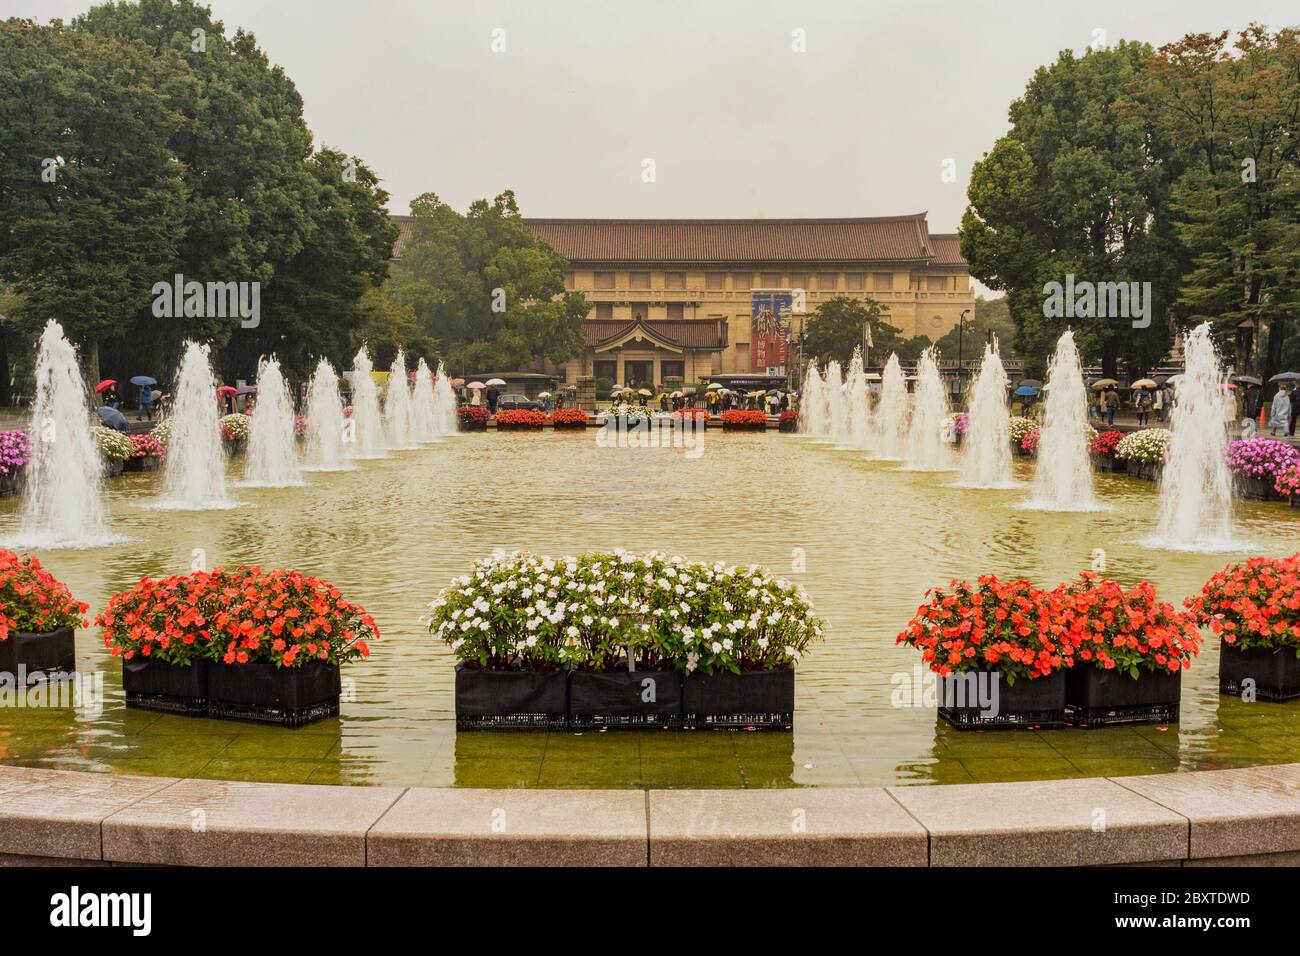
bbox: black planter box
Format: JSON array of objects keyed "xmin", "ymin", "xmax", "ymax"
[
  {"xmin": 682, "ymin": 668, "xmax": 793, "ymax": 729},
  {"xmin": 938, "ymin": 669, "xmax": 1066, "ymax": 730},
  {"xmin": 458, "ymin": 419, "xmax": 488, "ymax": 432},
  {"xmin": 1065, "ymin": 666, "xmax": 1181, "ymax": 727},
  {"xmin": 721, "ymin": 421, "xmax": 768, "ymax": 432},
  {"xmin": 102, "ymin": 458, "xmax": 125, "ymax": 477},
  {"xmin": 208, "ymin": 661, "xmax": 340, "ymax": 728},
  {"xmin": 1124, "ymin": 459, "xmax": 1162, "ymax": 481},
  {"xmin": 1235, "ymin": 476, "xmax": 1281, "ymax": 501},
  {"xmin": 0, "ymin": 473, "xmax": 21, "ymax": 497},
  {"xmin": 1090, "ymin": 453, "xmax": 1122, "ymax": 473},
  {"xmin": 495, "ymin": 421, "xmax": 545, "ymax": 430},
  {"xmin": 122, "ymin": 657, "xmax": 208, "ymax": 715},
  {"xmin": 551, "ymin": 420, "xmax": 589, "ymax": 429},
  {"xmin": 1219, "ymin": 641, "xmax": 1300, "ymax": 702},
  {"xmin": 0, "ymin": 627, "xmax": 75, "ymax": 685},
  {"xmin": 123, "ymin": 455, "xmax": 161, "ymax": 472},
  {"xmin": 778, "ymin": 419, "xmax": 799, "ymax": 433},
  {"xmin": 455, "ymin": 663, "xmax": 567, "ymax": 730},
  {"xmin": 569, "ymin": 668, "xmax": 683, "ymax": 728}
]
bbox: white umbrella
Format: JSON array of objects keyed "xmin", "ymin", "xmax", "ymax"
[
  {"xmin": 485, "ymin": 378, "xmax": 507, "ymax": 387},
  {"xmin": 537, "ymin": 391, "xmax": 552, "ymax": 398}
]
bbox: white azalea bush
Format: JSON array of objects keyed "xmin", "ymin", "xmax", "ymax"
[
  {"xmin": 150, "ymin": 419, "xmax": 172, "ymax": 448},
  {"xmin": 91, "ymin": 425, "xmax": 132, "ymax": 461},
  {"xmin": 220, "ymin": 413, "xmax": 250, "ymax": 442},
  {"xmin": 424, "ymin": 550, "xmax": 824, "ymax": 675},
  {"xmin": 1115, "ymin": 428, "xmax": 1171, "ymax": 464},
  {"xmin": 1008, "ymin": 416, "xmax": 1037, "ymax": 444}
]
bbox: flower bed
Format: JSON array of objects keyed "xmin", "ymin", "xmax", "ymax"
[
  {"xmin": 1188, "ymin": 554, "xmax": 1300, "ymax": 701},
  {"xmin": 1115, "ymin": 428, "xmax": 1170, "ymax": 480},
  {"xmin": 1227, "ymin": 438, "xmax": 1300, "ymax": 501},
  {"xmin": 92, "ymin": 425, "xmax": 132, "ymax": 476},
  {"xmin": 124, "ymin": 433, "xmax": 166, "ymax": 472},
  {"xmin": 1019, "ymin": 428, "xmax": 1040, "ymax": 456},
  {"xmin": 0, "ymin": 430, "xmax": 29, "ymax": 495},
  {"xmin": 946, "ymin": 412, "xmax": 969, "ymax": 445},
  {"xmin": 1089, "ymin": 429, "xmax": 1126, "ymax": 472},
  {"xmin": 426, "ymin": 550, "xmax": 823, "ymax": 730},
  {"xmin": 674, "ymin": 407, "xmax": 709, "ymax": 429},
  {"xmin": 457, "ymin": 405, "xmax": 489, "ymax": 431},
  {"xmin": 778, "ymin": 409, "xmax": 799, "ymax": 433},
  {"xmin": 1276, "ymin": 464, "xmax": 1300, "ymax": 508},
  {"xmin": 550, "ymin": 407, "xmax": 589, "ymax": 429},
  {"xmin": 720, "ymin": 409, "xmax": 768, "ymax": 431},
  {"xmin": 150, "ymin": 420, "xmax": 171, "ymax": 448},
  {"xmin": 99, "ymin": 566, "xmax": 376, "ymax": 726},
  {"xmin": 495, "ymin": 409, "xmax": 546, "ymax": 430},
  {"xmin": 220, "ymin": 413, "xmax": 250, "ymax": 453},
  {"xmin": 0, "ymin": 550, "xmax": 87, "ymax": 684},
  {"xmin": 1008, "ymin": 416, "xmax": 1036, "ymax": 455}
]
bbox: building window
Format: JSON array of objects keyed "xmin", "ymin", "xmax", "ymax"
[
  {"xmin": 817, "ymin": 272, "xmax": 837, "ymax": 290},
  {"xmin": 706, "ymin": 272, "xmax": 725, "ymax": 290},
  {"xmin": 563, "ymin": 272, "xmax": 574, "ymax": 290},
  {"xmin": 846, "ymin": 273, "xmax": 865, "ymax": 290},
  {"xmin": 594, "ymin": 360, "xmax": 617, "ymax": 382},
  {"xmin": 661, "ymin": 360, "xmax": 685, "ymax": 381},
  {"xmin": 666, "ymin": 303, "xmax": 685, "ymax": 319},
  {"xmin": 595, "ymin": 271, "xmax": 615, "ymax": 290},
  {"xmin": 733, "ymin": 272, "xmax": 752, "ymax": 290},
  {"xmin": 788, "ymin": 272, "xmax": 807, "ymax": 290},
  {"xmin": 761, "ymin": 272, "xmax": 780, "ymax": 287},
  {"xmin": 872, "ymin": 272, "xmax": 893, "ymax": 291},
  {"xmin": 594, "ymin": 302, "xmax": 613, "ymax": 319},
  {"xmin": 926, "ymin": 275, "xmax": 949, "ymax": 291},
  {"xmin": 630, "ymin": 271, "xmax": 650, "ymax": 290},
  {"xmin": 664, "ymin": 271, "xmax": 685, "ymax": 290}
]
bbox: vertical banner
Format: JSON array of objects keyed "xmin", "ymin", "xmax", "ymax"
[{"xmin": 751, "ymin": 291, "xmax": 792, "ymax": 375}]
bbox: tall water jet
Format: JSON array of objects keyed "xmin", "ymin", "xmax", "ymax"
[
  {"xmin": 384, "ymin": 350, "xmax": 417, "ymax": 450},
  {"xmin": 302, "ymin": 358, "xmax": 354, "ymax": 471},
  {"xmin": 825, "ymin": 360, "xmax": 850, "ymax": 446},
  {"xmin": 1027, "ymin": 330, "xmax": 1095, "ymax": 510},
  {"xmin": 411, "ymin": 358, "xmax": 438, "ymax": 441},
  {"xmin": 905, "ymin": 346, "xmax": 951, "ymax": 470},
  {"xmin": 959, "ymin": 339, "xmax": 1014, "ymax": 487},
  {"xmin": 157, "ymin": 341, "xmax": 233, "ymax": 509},
  {"xmin": 798, "ymin": 362, "xmax": 828, "ymax": 437},
  {"xmin": 11, "ymin": 320, "xmax": 113, "ymax": 547},
  {"xmin": 346, "ymin": 346, "xmax": 387, "ymax": 459},
  {"xmin": 241, "ymin": 356, "xmax": 304, "ymax": 487},
  {"xmin": 873, "ymin": 354, "xmax": 909, "ymax": 460},
  {"xmin": 846, "ymin": 348, "xmax": 872, "ymax": 451},
  {"xmin": 1148, "ymin": 322, "xmax": 1235, "ymax": 550},
  {"xmin": 432, "ymin": 361, "xmax": 459, "ymax": 438}
]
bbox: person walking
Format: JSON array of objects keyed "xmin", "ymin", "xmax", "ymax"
[
  {"xmin": 486, "ymin": 386, "xmax": 500, "ymax": 415},
  {"xmin": 138, "ymin": 382, "xmax": 155, "ymax": 421},
  {"xmin": 1102, "ymin": 388, "xmax": 1118, "ymax": 426},
  {"xmin": 1153, "ymin": 386, "xmax": 1165, "ymax": 422},
  {"xmin": 1135, "ymin": 389, "xmax": 1151, "ymax": 426},
  {"xmin": 1269, "ymin": 386, "xmax": 1292, "ymax": 437}
]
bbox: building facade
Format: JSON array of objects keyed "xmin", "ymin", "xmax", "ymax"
[{"xmin": 390, "ymin": 214, "xmax": 973, "ymax": 389}]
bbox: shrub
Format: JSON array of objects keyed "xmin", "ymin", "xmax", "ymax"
[
  {"xmin": 457, "ymin": 405, "xmax": 490, "ymax": 423},
  {"xmin": 219, "ymin": 413, "xmax": 250, "ymax": 442},
  {"xmin": 1186, "ymin": 554, "xmax": 1300, "ymax": 656},
  {"xmin": 495, "ymin": 409, "xmax": 546, "ymax": 427},
  {"xmin": 129, "ymin": 434, "xmax": 166, "ymax": 459},
  {"xmin": 0, "ymin": 550, "xmax": 88, "ymax": 638},
  {"xmin": 1053, "ymin": 573, "xmax": 1200, "ymax": 676},
  {"xmin": 1090, "ymin": 430, "xmax": 1125, "ymax": 456},
  {"xmin": 779, "ymin": 410, "xmax": 798, "ymax": 423},
  {"xmin": 150, "ymin": 420, "xmax": 171, "ymax": 448},
  {"xmin": 1275, "ymin": 463, "xmax": 1300, "ymax": 498},
  {"xmin": 1115, "ymin": 428, "xmax": 1171, "ymax": 464},
  {"xmin": 550, "ymin": 407, "xmax": 588, "ymax": 425},
  {"xmin": 98, "ymin": 566, "xmax": 377, "ymax": 668},
  {"xmin": 1020, "ymin": 428, "xmax": 1040, "ymax": 454},
  {"xmin": 0, "ymin": 430, "xmax": 30, "ymax": 476},
  {"xmin": 1225, "ymin": 438, "xmax": 1300, "ymax": 481},
  {"xmin": 720, "ymin": 409, "xmax": 767, "ymax": 426},
  {"xmin": 1008, "ymin": 416, "xmax": 1036, "ymax": 444},
  {"xmin": 947, "ymin": 412, "xmax": 969, "ymax": 436},
  {"xmin": 92, "ymin": 426, "xmax": 132, "ymax": 461},
  {"xmin": 677, "ymin": 407, "xmax": 709, "ymax": 420}
]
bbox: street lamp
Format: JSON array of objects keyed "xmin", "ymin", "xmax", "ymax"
[{"xmin": 957, "ymin": 308, "xmax": 972, "ymax": 374}]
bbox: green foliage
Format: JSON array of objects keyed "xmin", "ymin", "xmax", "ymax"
[
  {"xmin": 803, "ymin": 296, "xmax": 890, "ymax": 366},
  {"xmin": 932, "ymin": 296, "xmax": 1018, "ymax": 360}
]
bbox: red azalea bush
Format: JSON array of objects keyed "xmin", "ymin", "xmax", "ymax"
[
  {"xmin": 720, "ymin": 409, "xmax": 767, "ymax": 427},
  {"xmin": 1186, "ymin": 554, "xmax": 1300, "ymax": 656},
  {"xmin": 1054, "ymin": 573, "xmax": 1200, "ymax": 676},
  {"xmin": 550, "ymin": 407, "xmax": 588, "ymax": 425},
  {"xmin": 97, "ymin": 566, "xmax": 377, "ymax": 668},
  {"xmin": 896, "ymin": 576, "xmax": 1072, "ymax": 683},
  {"xmin": 129, "ymin": 434, "xmax": 166, "ymax": 460},
  {"xmin": 1020, "ymin": 428, "xmax": 1041, "ymax": 454},
  {"xmin": 779, "ymin": 410, "xmax": 798, "ymax": 423},
  {"xmin": 0, "ymin": 550, "xmax": 88, "ymax": 639},
  {"xmin": 457, "ymin": 405, "xmax": 489, "ymax": 423},
  {"xmin": 676, "ymin": 407, "xmax": 708, "ymax": 419},
  {"xmin": 1090, "ymin": 430, "xmax": 1125, "ymax": 456},
  {"xmin": 1274, "ymin": 463, "xmax": 1300, "ymax": 498},
  {"xmin": 495, "ymin": 409, "xmax": 546, "ymax": 427}
]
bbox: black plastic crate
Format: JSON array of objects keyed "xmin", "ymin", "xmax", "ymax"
[
  {"xmin": 0, "ymin": 627, "xmax": 75, "ymax": 685},
  {"xmin": 682, "ymin": 668, "xmax": 793, "ymax": 730},
  {"xmin": 1219, "ymin": 641, "xmax": 1300, "ymax": 702},
  {"xmin": 207, "ymin": 661, "xmax": 340, "ymax": 728},
  {"xmin": 122, "ymin": 656, "xmax": 208, "ymax": 716},
  {"xmin": 939, "ymin": 670, "xmax": 1066, "ymax": 730},
  {"xmin": 568, "ymin": 667, "xmax": 683, "ymax": 728},
  {"xmin": 455, "ymin": 663, "xmax": 567, "ymax": 730},
  {"xmin": 1066, "ymin": 666, "xmax": 1181, "ymax": 727},
  {"xmin": 1235, "ymin": 476, "xmax": 1281, "ymax": 502}
]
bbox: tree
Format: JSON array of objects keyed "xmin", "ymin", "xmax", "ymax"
[
  {"xmin": 0, "ymin": 18, "xmax": 196, "ymax": 378},
  {"xmin": 803, "ymin": 296, "xmax": 889, "ymax": 366},
  {"xmin": 932, "ymin": 295, "xmax": 1019, "ymax": 361},
  {"xmin": 389, "ymin": 190, "xmax": 588, "ymax": 372},
  {"xmin": 961, "ymin": 41, "xmax": 1183, "ymax": 378}
]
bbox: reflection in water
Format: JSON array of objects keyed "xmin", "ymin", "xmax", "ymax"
[{"xmin": 1, "ymin": 432, "xmax": 1299, "ymax": 788}]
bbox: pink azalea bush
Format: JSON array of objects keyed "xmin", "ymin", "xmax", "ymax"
[{"xmin": 1226, "ymin": 438, "xmax": 1300, "ymax": 481}]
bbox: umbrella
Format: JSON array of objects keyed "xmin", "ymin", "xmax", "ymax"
[
  {"xmin": 485, "ymin": 378, "xmax": 507, "ymax": 387},
  {"xmin": 537, "ymin": 391, "xmax": 552, "ymax": 398},
  {"xmin": 705, "ymin": 383, "xmax": 723, "ymax": 390},
  {"xmin": 1130, "ymin": 379, "xmax": 1158, "ymax": 389},
  {"xmin": 1165, "ymin": 374, "xmax": 1184, "ymax": 386},
  {"xmin": 767, "ymin": 388, "xmax": 783, "ymax": 395},
  {"xmin": 1018, "ymin": 379, "xmax": 1043, "ymax": 389},
  {"xmin": 96, "ymin": 406, "xmax": 129, "ymax": 431},
  {"xmin": 450, "ymin": 378, "xmax": 465, "ymax": 387},
  {"xmin": 235, "ymin": 385, "xmax": 257, "ymax": 396},
  {"xmin": 1091, "ymin": 379, "xmax": 1120, "ymax": 389},
  {"xmin": 1270, "ymin": 371, "xmax": 1300, "ymax": 382},
  {"xmin": 466, "ymin": 381, "xmax": 486, "ymax": 389},
  {"xmin": 670, "ymin": 391, "xmax": 683, "ymax": 398},
  {"xmin": 637, "ymin": 388, "xmax": 653, "ymax": 396},
  {"xmin": 1234, "ymin": 375, "xmax": 1262, "ymax": 386},
  {"xmin": 129, "ymin": 375, "xmax": 157, "ymax": 386},
  {"xmin": 94, "ymin": 379, "xmax": 117, "ymax": 393},
  {"xmin": 1013, "ymin": 385, "xmax": 1038, "ymax": 396},
  {"xmin": 216, "ymin": 385, "xmax": 238, "ymax": 396}
]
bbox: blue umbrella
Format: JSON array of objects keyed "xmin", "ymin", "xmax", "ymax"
[
  {"xmin": 129, "ymin": 375, "xmax": 157, "ymax": 386},
  {"xmin": 97, "ymin": 406, "xmax": 129, "ymax": 433},
  {"xmin": 1014, "ymin": 385, "xmax": 1039, "ymax": 396}
]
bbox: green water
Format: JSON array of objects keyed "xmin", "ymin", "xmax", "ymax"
[{"xmin": 2, "ymin": 431, "xmax": 1299, "ymax": 788}]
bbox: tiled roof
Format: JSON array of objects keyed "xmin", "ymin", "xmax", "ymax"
[
  {"xmin": 585, "ymin": 318, "xmax": 727, "ymax": 350},
  {"xmin": 929, "ymin": 233, "xmax": 965, "ymax": 267},
  {"xmin": 389, "ymin": 214, "xmax": 965, "ymax": 266}
]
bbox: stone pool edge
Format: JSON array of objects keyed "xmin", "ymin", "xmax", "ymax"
[{"xmin": 3, "ymin": 762, "xmax": 1300, "ymax": 866}]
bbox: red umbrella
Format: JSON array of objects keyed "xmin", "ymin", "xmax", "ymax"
[
  {"xmin": 95, "ymin": 379, "xmax": 117, "ymax": 393},
  {"xmin": 216, "ymin": 386, "xmax": 237, "ymax": 396}
]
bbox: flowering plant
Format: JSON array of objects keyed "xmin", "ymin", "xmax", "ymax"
[
  {"xmin": 550, "ymin": 407, "xmax": 588, "ymax": 425},
  {"xmin": 778, "ymin": 410, "xmax": 798, "ymax": 423},
  {"xmin": 495, "ymin": 409, "xmax": 546, "ymax": 427},
  {"xmin": 97, "ymin": 566, "xmax": 377, "ymax": 668},
  {"xmin": 1275, "ymin": 463, "xmax": 1300, "ymax": 498},
  {"xmin": 1186, "ymin": 554, "xmax": 1300, "ymax": 656},
  {"xmin": 457, "ymin": 405, "xmax": 490, "ymax": 423},
  {"xmin": 1115, "ymin": 428, "xmax": 1171, "ymax": 464},
  {"xmin": 424, "ymin": 550, "xmax": 823, "ymax": 675},
  {"xmin": 896, "ymin": 576, "xmax": 1071, "ymax": 684},
  {"xmin": 676, "ymin": 407, "xmax": 709, "ymax": 420},
  {"xmin": 720, "ymin": 409, "xmax": 767, "ymax": 426},
  {"xmin": 294, "ymin": 416, "xmax": 307, "ymax": 440},
  {"xmin": 946, "ymin": 412, "xmax": 969, "ymax": 436},
  {"xmin": 150, "ymin": 420, "xmax": 171, "ymax": 447},
  {"xmin": 91, "ymin": 426, "xmax": 132, "ymax": 461},
  {"xmin": 1053, "ymin": 573, "xmax": 1200, "ymax": 676},
  {"xmin": 602, "ymin": 403, "xmax": 654, "ymax": 423},
  {"xmin": 129, "ymin": 434, "xmax": 166, "ymax": 460},
  {"xmin": 219, "ymin": 413, "xmax": 250, "ymax": 442},
  {"xmin": 1090, "ymin": 430, "xmax": 1125, "ymax": 456},
  {"xmin": 1225, "ymin": 438, "xmax": 1300, "ymax": 480},
  {"xmin": 1008, "ymin": 416, "xmax": 1036, "ymax": 443},
  {"xmin": 1020, "ymin": 428, "xmax": 1041, "ymax": 454},
  {"xmin": 0, "ymin": 430, "xmax": 30, "ymax": 476},
  {"xmin": 0, "ymin": 549, "xmax": 88, "ymax": 638}
]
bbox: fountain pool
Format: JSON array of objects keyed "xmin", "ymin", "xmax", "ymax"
[{"xmin": 2, "ymin": 432, "xmax": 1299, "ymax": 789}]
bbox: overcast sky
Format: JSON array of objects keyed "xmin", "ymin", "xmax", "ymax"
[{"xmin": 6, "ymin": 0, "xmax": 1297, "ymax": 229}]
